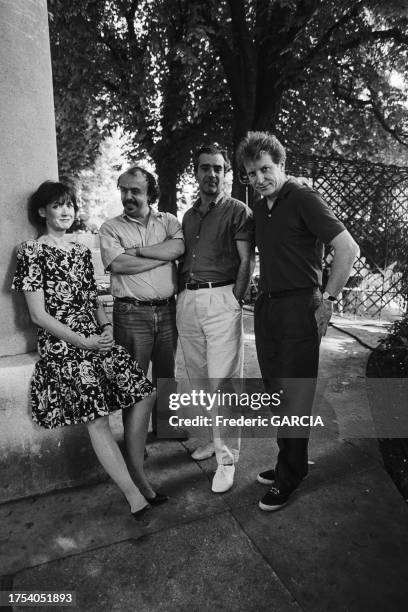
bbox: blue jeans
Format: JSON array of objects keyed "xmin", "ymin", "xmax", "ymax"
[{"xmin": 113, "ymin": 299, "xmax": 178, "ymax": 431}]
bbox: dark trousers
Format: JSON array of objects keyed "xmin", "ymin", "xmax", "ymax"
[
  {"xmin": 254, "ymin": 289, "xmax": 321, "ymax": 491},
  {"xmin": 113, "ymin": 299, "xmax": 178, "ymax": 432}
]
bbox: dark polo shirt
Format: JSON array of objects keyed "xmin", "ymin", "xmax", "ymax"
[
  {"xmin": 254, "ymin": 178, "xmax": 345, "ymax": 293},
  {"xmin": 181, "ymin": 195, "xmax": 253, "ymax": 283}
]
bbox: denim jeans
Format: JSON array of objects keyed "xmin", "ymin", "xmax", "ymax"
[{"xmin": 113, "ymin": 299, "xmax": 178, "ymax": 431}]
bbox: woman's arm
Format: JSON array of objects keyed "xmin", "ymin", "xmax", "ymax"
[
  {"xmin": 95, "ymin": 301, "xmax": 110, "ymax": 328},
  {"xmin": 24, "ymin": 290, "xmax": 110, "ymax": 352},
  {"xmin": 94, "ymin": 301, "xmax": 114, "ymax": 349}
]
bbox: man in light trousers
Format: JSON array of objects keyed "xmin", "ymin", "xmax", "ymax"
[{"xmin": 177, "ymin": 144, "xmax": 254, "ymax": 493}]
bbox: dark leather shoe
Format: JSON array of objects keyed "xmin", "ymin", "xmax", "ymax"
[
  {"xmin": 146, "ymin": 491, "xmax": 169, "ymax": 506},
  {"xmin": 131, "ymin": 504, "xmax": 151, "ymax": 521}
]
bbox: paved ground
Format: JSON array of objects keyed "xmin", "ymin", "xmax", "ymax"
[{"xmin": 1, "ymin": 313, "xmax": 408, "ymax": 611}]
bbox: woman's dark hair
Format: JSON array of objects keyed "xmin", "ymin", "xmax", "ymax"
[{"xmin": 28, "ymin": 181, "xmax": 78, "ymax": 227}]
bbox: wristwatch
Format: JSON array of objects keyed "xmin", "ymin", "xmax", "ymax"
[
  {"xmin": 322, "ymin": 291, "xmax": 336, "ymax": 302},
  {"xmin": 100, "ymin": 322, "xmax": 113, "ymax": 331}
]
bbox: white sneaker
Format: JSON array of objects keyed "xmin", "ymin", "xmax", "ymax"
[
  {"xmin": 191, "ymin": 442, "xmax": 215, "ymax": 461},
  {"xmin": 211, "ymin": 464, "xmax": 235, "ymax": 493}
]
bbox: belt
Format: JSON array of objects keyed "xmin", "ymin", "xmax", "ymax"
[
  {"xmin": 184, "ymin": 279, "xmax": 234, "ymax": 290},
  {"xmin": 262, "ymin": 287, "xmax": 318, "ymax": 299},
  {"xmin": 115, "ymin": 296, "xmax": 175, "ymax": 306}
]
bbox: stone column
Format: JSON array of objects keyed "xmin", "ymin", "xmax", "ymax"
[
  {"xmin": 0, "ymin": 0, "xmax": 112, "ymax": 503},
  {"xmin": 0, "ymin": 0, "xmax": 58, "ymax": 356}
]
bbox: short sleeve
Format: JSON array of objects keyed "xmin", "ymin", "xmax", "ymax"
[
  {"xmin": 299, "ymin": 189, "xmax": 345, "ymax": 244},
  {"xmin": 11, "ymin": 241, "xmax": 44, "ymax": 292},
  {"xmin": 99, "ymin": 221, "xmax": 125, "ymax": 270},
  {"xmin": 165, "ymin": 213, "xmax": 184, "ymax": 240},
  {"xmin": 232, "ymin": 203, "xmax": 254, "ymax": 243}
]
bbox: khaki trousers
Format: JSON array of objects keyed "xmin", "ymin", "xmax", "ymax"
[{"xmin": 176, "ymin": 285, "xmax": 243, "ymax": 465}]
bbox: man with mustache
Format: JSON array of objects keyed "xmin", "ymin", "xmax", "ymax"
[
  {"xmin": 99, "ymin": 166, "xmax": 185, "ymax": 442},
  {"xmin": 177, "ymin": 144, "xmax": 254, "ymax": 493},
  {"xmin": 236, "ymin": 131, "xmax": 359, "ymax": 511}
]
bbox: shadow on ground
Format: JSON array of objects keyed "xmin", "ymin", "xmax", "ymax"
[{"xmin": 1, "ymin": 314, "xmax": 408, "ymax": 611}]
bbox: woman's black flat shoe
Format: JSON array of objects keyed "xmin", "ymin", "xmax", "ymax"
[
  {"xmin": 146, "ymin": 491, "xmax": 169, "ymax": 506},
  {"xmin": 131, "ymin": 504, "xmax": 151, "ymax": 521}
]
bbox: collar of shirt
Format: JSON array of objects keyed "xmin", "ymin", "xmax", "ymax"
[
  {"xmin": 122, "ymin": 208, "xmax": 164, "ymax": 224},
  {"xmin": 261, "ymin": 177, "xmax": 298, "ymax": 211},
  {"xmin": 192, "ymin": 192, "xmax": 225, "ymax": 211}
]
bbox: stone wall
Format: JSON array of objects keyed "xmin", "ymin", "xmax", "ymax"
[{"xmin": 0, "ymin": 2, "xmax": 114, "ymax": 503}]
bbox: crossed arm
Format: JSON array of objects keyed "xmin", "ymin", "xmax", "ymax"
[{"xmin": 109, "ymin": 238, "xmax": 185, "ymax": 274}]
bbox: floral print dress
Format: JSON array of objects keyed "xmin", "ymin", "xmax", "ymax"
[{"xmin": 12, "ymin": 240, "xmax": 153, "ymax": 429}]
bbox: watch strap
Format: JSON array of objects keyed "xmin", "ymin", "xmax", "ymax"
[{"xmin": 100, "ymin": 322, "xmax": 113, "ymax": 331}]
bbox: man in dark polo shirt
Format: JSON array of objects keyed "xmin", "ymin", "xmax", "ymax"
[
  {"xmin": 177, "ymin": 144, "xmax": 254, "ymax": 493},
  {"xmin": 236, "ymin": 131, "xmax": 359, "ymax": 511}
]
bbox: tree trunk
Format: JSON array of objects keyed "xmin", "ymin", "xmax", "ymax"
[
  {"xmin": 230, "ymin": 91, "xmax": 284, "ymax": 203},
  {"xmin": 155, "ymin": 157, "xmax": 178, "ymax": 216},
  {"xmin": 231, "ymin": 105, "xmax": 255, "ymax": 202}
]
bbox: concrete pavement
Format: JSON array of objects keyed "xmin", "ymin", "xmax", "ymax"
[{"xmin": 1, "ymin": 314, "xmax": 408, "ymax": 611}]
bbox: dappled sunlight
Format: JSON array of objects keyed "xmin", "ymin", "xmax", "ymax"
[
  {"xmin": 332, "ymin": 320, "xmax": 391, "ymax": 335},
  {"xmin": 53, "ymin": 536, "xmax": 79, "ymax": 552},
  {"xmin": 322, "ymin": 335, "xmax": 355, "ymax": 353}
]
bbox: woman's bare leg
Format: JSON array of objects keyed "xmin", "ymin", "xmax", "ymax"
[
  {"xmin": 87, "ymin": 415, "xmax": 148, "ymax": 513},
  {"xmin": 123, "ymin": 393, "xmax": 156, "ymax": 499}
]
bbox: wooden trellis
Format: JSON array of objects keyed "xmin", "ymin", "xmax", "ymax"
[{"xmin": 286, "ymin": 155, "xmax": 408, "ymax": 318}]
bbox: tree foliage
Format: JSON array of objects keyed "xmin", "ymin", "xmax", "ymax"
[
  {"xmin": 48, "ymin": 0, "xmax": 408, "ymax": 211},
  {"xmin": 188, "ymin": 1, "xmax": 408, "ymax": 156}
]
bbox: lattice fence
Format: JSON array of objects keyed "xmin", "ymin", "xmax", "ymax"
[{"xmin": 286, "ymin": 155, "xmax": 408, "ymax": 318}]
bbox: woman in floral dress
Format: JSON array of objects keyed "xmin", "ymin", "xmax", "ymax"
[{"xmin": 12, "ymin": 181, "xmax": 161, "ymax": 519}]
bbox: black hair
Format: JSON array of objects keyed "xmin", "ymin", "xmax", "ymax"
[
  {"xmin": 193, "ymin": 144, "xmax": 231, "ymax": 174},
  {"xmin": 28, "ymin": 181, "xmax": 78, "ymax": 228}
]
